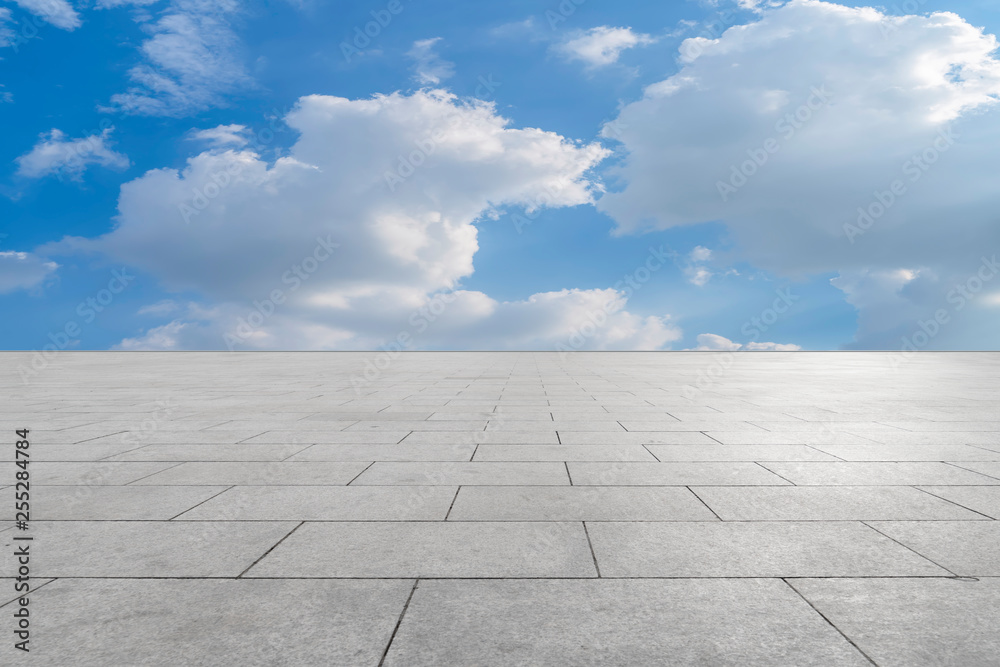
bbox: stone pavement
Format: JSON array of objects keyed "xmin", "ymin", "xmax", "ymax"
[{"xmin": 2, "ymin": 351, "xmax": 999, "ymax": 665}]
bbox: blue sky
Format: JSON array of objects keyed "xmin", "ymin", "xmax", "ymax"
[{"xmin": 1, "ymin": 0, "xmax": 998, "ymax": 352}]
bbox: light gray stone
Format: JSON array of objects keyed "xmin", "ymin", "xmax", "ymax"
[
  {"xmin": 694, "ymin": 486, "xmax": 987, "ymax": 520},
  {"xmin": 351, "ymin": 461, "xmax": 570, "ymax": 485},
  {"xmin": 383, "ymin": 579, "xmax": 871, "ymax": 666},
  {"xmin": 568, "ymin": 462, "xmax": 789, "ymax": 486},
  {"xmin": 868, "ymin": 521, "xmax": 1000, "ymax": 576},
  {"xmin": 3, "ymin": 578, "xmax": 412, "ymax": 666},
  {"xmin": 16, "ymin": 521, "xmax": 297, "ymax": 577},
  {"xmin": 179, "ymin": 485, "xmax": 456, "ymax": 520},
  {"xmin": 130, "ymin": 461, "xmax": 370, "ymax": 485},
  {"xmin": 791, "ymin": 578, "xmax": 1000, "ymax": 667},
  {"xmin": 246, "ymin": 521, "xmax": 597, "ymax": 578},
  {"xmin": 447, "ymin": 486, "xmax": 717, "ymax": 521},
  {"xmin": 588, "ymin": 521, "xmax": 947, "ymax": 577}
]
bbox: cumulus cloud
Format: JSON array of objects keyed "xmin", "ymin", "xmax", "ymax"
[
  {"xmin": 598, "ymin": 0, "xmax": 1000, "ymax": 347},
  {"xmin": 9, "ymin": 0, "xmax": 80, "ymax": 30},
  {"xmin": 16, "ymin": 128, "xmax": 130, "ymax": 181},
  {"xmin": 46, "ymin": 90, "xmax": 677, "ymax": 350},
  {"xmin": 96, "ymin": 0, "xmax": 160, "ymax": 8},
  {"xmin": 0, "ymin": 251, "xmax": 58, "ymax": 293},
  {"xmin": 188, "ymin": 124, "xmax": 249, "ymax": 147},
  {"xmin": 0, "ymin": 9, "xmax": 14, "ymax": 48},
  {"xmin": 690, "ymin": 333, "xmax": 800, "ymax": 351},
  {"xmin": 554, "ymin": 26, "xmax": 655, "ymax": 68},
  {"xmin": 106, "ymin": 0, "xmax": 253, "ymax": 116},
  {"xmin": 407, "ymin": 38, "xmax": 455, "ymax": 85}
]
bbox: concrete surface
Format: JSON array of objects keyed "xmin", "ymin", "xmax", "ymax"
[{"xmin": 2, "ymin": 351, "xmax": 998, "ymax": 665}]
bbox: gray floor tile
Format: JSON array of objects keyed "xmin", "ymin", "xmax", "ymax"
[
  {"xmin": 8, "ymin": 578, "xmax": 412, "ymax": 666},
  {"xmin": 812, "ymin": 443, "xmax": 1000, "ymax": 461},
  {"xmin": 242, "ymin": 431, "xmax": 411, "ymax": 444},
  {"xmin": 868, "ymin": 521, "xmax": 1000, "ymax": 576},
  {"xmin": 693, "ymin": 486, "xmax": 988, "ymax": 520},
  {"xmin": 401, "ymin": 431, "xmax": 560, "ymax": 444},
  {"xmin": 791, "ymin": 578, "xmax": 1000, "ymax": 667},
  {"xmin": 588, "ymin": 522, "xmax": 947, "ymax": 577},
  {"xmin": 245, "ymin": 521, "xmax": 597, "ymax": 578},
  {"xmin": 559, "ymin": 431, "xmax": 718, "ymax": 445},
  {"xmin": 352, "ymin": 461, "xmax": 570, "ymax": 485},
  {"xmin": 130, "ymin": 461, "xmax": 370, "ymax": 485},
  {"xmin": 3, "ymin": 444, "xmax": 145, "ymax": 462},
  {"xmin": 917, "ymin": 485, "xmax": 1000, "ymax": 518},
  {"xmin": 103, "ymin": 444, "xmax": 309, "ymax": 461},
  {"xmin": 285, "ymin": 443, "xmax": 475, "ymax": 461},
  {"xmin": 447, "ymin": 486, "xmax": 717, "ymax": 521},
  {"xmin": 946, "ymin": 460, "xmax": 1000, "ymax": 479},
  {"xmin": 706, "ymin": 432, "xmax": 876, "ymax": 445},
  {"xmin": 472, "ymin": 444, "xmax": 656, "ymax": 461},
  {"xmin": 25, "ymin": 485, "xmax": 228, "ymax": 520},
  {"xmin": 646, "ymin": 444, "xmax": 839, "ymax": 461},
  {"xmin": 179, "ymin": 485, "xmax": 456, "ymax": 520},
  {"xmin": 759, "ymin": 462, "xmax": 1000, "ymax": 485},
  {"xmin": 29, "ymin": 461, "xmax": 177, "ymax": 485},
  {"xmin": 568, "ymin": 462, "xmax": 789, "ymax": 486},
  {"xmin": 383, "ymin": 579, "xmax": 871, "ymax": 666},
  {"xmin": 10, "ymin": 521, "xmax": 296, "ymax": 577}
]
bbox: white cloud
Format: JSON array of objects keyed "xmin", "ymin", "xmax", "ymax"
[
  {"xmin": 16, "ymin": 128, "xmax": 130, "ymax": 181},
  {"xmin": 137, "ymin": 299, "xmax": 181, "ymax": 315},
  {"xmin": 690, "ymin": 246, "xmax": 712, "ymax": 262},
  {"xmin": 0, "ymin": 8, "xmax": 14, "ymax": 48},
  {"xmin": 554, "ymin": 26, "xmax": 655, "ymax": 68},
  {"xmin": 407, "ymin": 38, "xmax": 455, "ymax": 85},
  {"xmin": 691, "ymin": 333, "xmax": 800, "ymax": 350},
  {"xmin": 9, "ymin": 0, "xmax": 80, "ymax": 30},
  {"xmin": 44, "ymin": 90, "xmax": 676, "ymax": 351},
  {"xmin": 0, "ymin": 251, "xmax": 58, "ymax": 293},
  {"xmin": 106, "ymin": 0, "xmax": 253, "ymax": 116},
  {"xmin": 188, "ymin": 124, "xmax": 249, "ymax": 147},
  {"xmin": 96, "ymin": 0, "xmax": 161, "ymax": 8},
  {"xmin": 598, "ymin": 0, "xmax": 1000, "ymax": 347}
]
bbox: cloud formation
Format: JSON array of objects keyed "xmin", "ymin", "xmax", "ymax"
[
  {"xmin": 554, "ymin": 26, "xmax": 655, "ymax": 68},
  {"xmin": 16, "ymin": 128, "xmax": 130, "ymax": 181},
  {"xmin": 0, "ymin": 251, "xmax": 58, "ymax": 293},
  {"xmin": 106, "ymin": 0, "xmax": 254, "ymax": 116},
  {"xmin": 598, "ymin": 0, "xmax": 1000, "ymax": 347},
  {"xmin": 51, "ymin": 90, "xmax": 677, "ymax": 350}
]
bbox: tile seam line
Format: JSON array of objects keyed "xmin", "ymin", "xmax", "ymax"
[
  {"xmin": 912, "ymin": 486, "xmax": 998, "ymax": 520},
  {"xmin": 377, "ymin": 579, "xmax": 420, "ymax": 667},
  {"xmin": 582, "ymin": 521, "xmax": 602, "ymax": 578},
  {"xmin": 168, "ymin": 485, "xmax": 236, "ymax": 520},
  {"xmin": 686, "ymin": 486, "xmax": 724, "ymax": 521},
  {"xmin": 236, "ymin": 521, "xmax": 305, "ymax": 579},
  {"xmin": 124, "ymin": 461, "xmax": 187, "ymax": 485},
  {"xmin": 858, "ymin": 521, "xmax": 960, "ymax": 577},
  {"xmin": 781, "ymin": 578, "xmax": 879, "ymax": 666}
]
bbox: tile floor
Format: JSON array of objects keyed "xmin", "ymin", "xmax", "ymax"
[{"xmin": 2, "ymin": 351, "xmax": 999, "ymax": 665}]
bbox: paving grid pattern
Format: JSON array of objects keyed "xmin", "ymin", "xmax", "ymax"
[{"xmin": 2, "ymin": 351, "xmax": 999, "ymax": 665}]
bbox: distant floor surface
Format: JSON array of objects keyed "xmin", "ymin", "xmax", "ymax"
[{"xmin": 3, "ymin": 351, "xmax": 1000, "ymax": 666}]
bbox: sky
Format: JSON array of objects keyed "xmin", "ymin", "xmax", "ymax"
[{"xmin": 1, "ymin": 0, "xmax": 998, "ymax": 352}]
